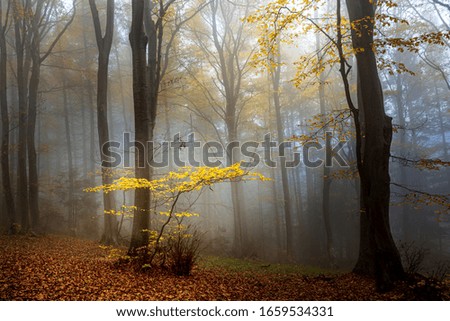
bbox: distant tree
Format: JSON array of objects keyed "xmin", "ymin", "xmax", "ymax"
[
  {"xmin": 268, "ymin": 45, "xmax": 294, "ymax": 257},
  {"xmin": 187, "ymin": 0, "xmax": 256, "ymax": 256},
  {"xmin": 12, "ymin": 0, "xmax": 75, "ymax": 232}
]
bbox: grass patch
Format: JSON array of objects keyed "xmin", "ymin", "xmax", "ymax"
[{"xmin": 198, "ymin": 256, "xmax": 334, "ymax": 276}]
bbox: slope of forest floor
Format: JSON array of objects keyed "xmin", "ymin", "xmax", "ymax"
[{"xmin": 0, "ymin": 235, "xmax": 448, "ymax": 300}]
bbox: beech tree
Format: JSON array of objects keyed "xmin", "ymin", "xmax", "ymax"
[
  {"xmin": 343, "ymin": 0, "xmax": 404, "ymax": 290},
  {"xmin": 187, "ymin": 0, "xmax": 256, "ymax": 256},
  {"xmin": 89, "ymin": 0, "xmax": 118, "ymax": 245},
  {"xmin": 128, "ymin": 0, "xmax": 208, "ymax": 254},
  {"xmin": 11, "ymin": 0, "xmax": 75, "ymax": 232},
  {"xmin": 128, "ymin": 0, "xmax": 150, "ymax": 252}
]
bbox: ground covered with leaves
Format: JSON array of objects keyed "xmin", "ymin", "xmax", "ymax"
[{"xmin": 0, "ymin": 235, "xmax": 448, "ymax": 300}]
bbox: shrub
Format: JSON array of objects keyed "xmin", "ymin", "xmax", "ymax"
[
  {"xmin": 167, "ymin": 227, "xmax": 202, "ymax": 276},
  {"xmin": 398, "ymin": 241, "xmax": 428, "ymax": 274}
]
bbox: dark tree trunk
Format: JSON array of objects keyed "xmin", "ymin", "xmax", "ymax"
[
  {"xmin": 89, "ymin": 0, "xmax": 118, "ymax": 245},
  {"xmin": 0, "ymin": 1, "xmax": 16, "ymax": 231},
  {"xmin": 13, "ymin": 2, "xmax": 30, "ymax": 232},
  {"xmin": 128, "ymin": 0, "xmax": 151, "ymax": 253},
  {"xmin": 28, "ymin": 46, "xmax": 40, "ymax": 231},
  {"xmin": 344, "ymin": 0, "xmax": 404, "ymax": 290}
]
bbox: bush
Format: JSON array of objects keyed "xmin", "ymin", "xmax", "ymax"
[
  {"xmin": 398, "ymin": 241, "xmax": 428, "ymax": 274},
  {"xmin": 167, "ymin": 228, "xmax": 202, "ymax": 276},
  {"xmin": 428, "ymin": 260, "xmax": 449, "ymax": 282}
]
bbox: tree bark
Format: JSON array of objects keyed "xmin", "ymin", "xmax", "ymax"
[
  {"xmin": 344, "ymin": 0, "xmax": 404, "ymax": 290},
  {"xmin": 128, "ymin": 0, "xmax": 151, "ymax": 253},
  {"xmin": 89, "ymin": 0, "xmax": 118, "ymax": 245}
]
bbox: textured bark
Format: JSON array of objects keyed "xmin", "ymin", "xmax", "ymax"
[
  {"xmin": 128, "ymin": 0, "xmax": 151, "ymax": 253},
  {"xmin": 344, "ymin": 0, "xmax": 404, "ymax": 290}
]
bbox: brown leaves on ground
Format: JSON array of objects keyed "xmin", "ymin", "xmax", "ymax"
[{"xmin": 0, "ymin": 235, "xmax": 447, "ymax": 300}]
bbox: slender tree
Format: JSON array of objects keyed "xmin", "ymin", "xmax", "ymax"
[
  {"xmin": 12, "ymin": 0, "xmax": 75, "ymax": 232},
  {"xmin": 12, "ymin": 0, "xmax": 30, "ymax": 231},
  {"xmin": 89, "ymin": 0, "xmax": 118, "ymax": 245},
  {"xmin": 189, "ymin": 0, "xmax": 254, "ymax": 255},
  {"xmin": 128, "ymin": 0, "xmax": 207, "ymax": 253},
  {"xmin": 0, "ymin": 0, "xmax": 16, "ymax": 232},
  {"xmin": 269, "ymin": 45, "xmax": 294, "ymax": 257}
]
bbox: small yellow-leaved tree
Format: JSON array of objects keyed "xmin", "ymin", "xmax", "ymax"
[{"xmin": 86, "ymin": 163, "xmax": 268, "ymax": 275}]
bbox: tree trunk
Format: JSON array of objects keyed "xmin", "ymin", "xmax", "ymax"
[
  {"xmin": 0, "ymin": 4, "xmax": 16, "ymax": 232},
  {"xmin": 89, "ymin": 0, "xmax": 118, "ymax": 245},
  {"xmin": 344, "ymin": 0, "xmax": 404, "ymax": 290},
  {"xmin": 27, "ymin": 45, "xmax": 40, "ymax": 231},
  {"xmin": 13, "ymin": 5, "xmax": 30, "ymax": 232},
  {"xmin": 62, "ymin": 77, "xmax": 75, "ymax": 232},
  {"xmin": 271, "ymin": 60, "xmax": 294, "ymax": 257},
  {"xmin": 128, "ymin": 0, "xmax": 151, "ymax": 253}
]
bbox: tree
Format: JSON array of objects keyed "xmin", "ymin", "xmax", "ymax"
[
  {"xmin": 248, "ymin": 0, "xmax": 411, "ymax": 289},
  {"xmin": 128, "ymin": 0, "xmax": 150, "ymax": 252},
  {"xmin": 341, "ymin": 0, "xmax": 404, "ymax": 290},
  {"xmin": 12, "ymin": 0, "xmax": 30, "ymax": 231},
  {"xmin": 89, "ymin": 0, "xmax": 118, "ymax": 245},
  {"xmin": 11, "ymin": 0, "xmax": 75, "ymax": 232},
  {"xmin": 0, "ymin": 0, "xmax": 16, "ymax": 232},
  {"xmin": 187, "ymin": 0, "xmax": 256, "ymax": 256},
  {"xmin": 86, "ymin": 163, "xmax": 269, "ymax": 274},
  {"xmin": 268, "ymin": 45, "xmax": 294, "ymax": 257},
  {"xmin": 128, "ymin": 0, "xmax": 208, "ymax": 254}
]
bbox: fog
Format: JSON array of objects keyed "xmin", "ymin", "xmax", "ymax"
[{"xmin": 0, "ymin": 0, "xmax": 449, "ymax": 275}]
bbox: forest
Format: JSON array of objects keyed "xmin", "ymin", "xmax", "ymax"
[{"xmin": 0, "ymin": 0, "xmax": 449, "ymax": 301}]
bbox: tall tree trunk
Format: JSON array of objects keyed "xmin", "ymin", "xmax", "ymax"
[
  {"xmin": 13, "ymin": 3, "xmax": 30, "ymax": 232},
  {"xmin": 315, "ymin": 24, "xmax": 333, "ymax": 264},
  {"xmin": 128, "ymin": 0, "xmax": 151, "ymax": 253},
  {"xmin": 344, "ymin": 0, "xmax": 404, "ymax": 290},
  {"xmin": 89, "ymin": 0, "xmax": 117, "ymax": 245},
  {"xmin": 27, "ymin": 43, "xmax": 40, "ymax": 231},
  {"xmin": 0, "ymin": 2, "xmax": 16, "ymax": 231}
]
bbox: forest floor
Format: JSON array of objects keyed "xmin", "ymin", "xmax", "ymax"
[{"xmin": 0, "ymin": 235, "xmax": 448, "ymax": 301}]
